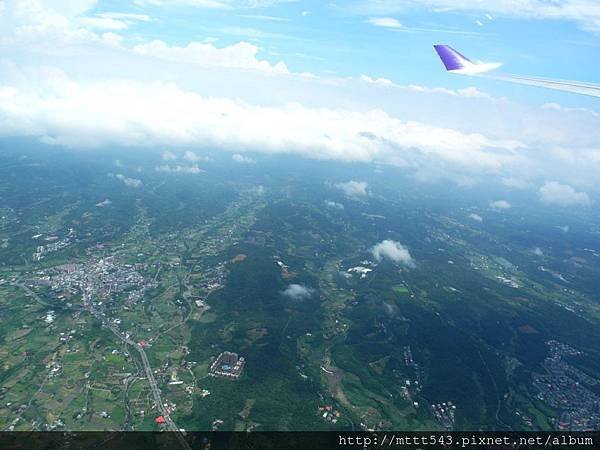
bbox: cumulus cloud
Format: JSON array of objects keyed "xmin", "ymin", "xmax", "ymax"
[
  {"xmin": 324, "ymin": 200, "xmax": 344, "ymax": 209},
  {"xmin": 359, "ymin": 75, "xmax": 393, "ymax": 86},
  {"xmin": 541, "ymin": 102, "xmax": 598, "ymax": 117},
  {"xmin": 115, "ymin": 173, "xmax": 142, "ymax": 187},
  {"xmin": 132, "ymin": 40, "xmax": 289, "ymax": 74},
  {"xmin": 232, "ymin": 153, "xmax": 256, "ymax": 164},
  {"xmin": 183, "ymin": 150, "xmax": 200, "ymax": 162},
  {"xmin": 490, "ymin": 200, "xmax": 511, "ymax": 209},
  {"xmin": 402, "ymin": 84, "xmax": 494, "ymax": 99},
  {"xmin": 539, "ymin": 181, "xmax": 591, "ymax": 206},
  {"xmin": 334, "ymin": 181, "xmax": 369, "ymax": 198},
  {"xmin": 371, "ymin": 240, "xmax": 415, "ymax": 268},
  {"xmin": 161, "ymin": 151, "xmax": 177, "ymax": 161},
  {"xmin": 533, "ymin": 247, "xmax": 544, "ymax": 256},
  {"xmin": 281, "ymin": 284, "xmax": 314, "ymax": 300},
  {"xmin": 469, "ymin": 213, "xmax": 483, "ymax": 222},
  {"xmin": 155, "ymin": 164, "xmax": 203, "ymax": 174},
  {"xmin": 367, "ymin": 17, "xmax": 402, "ymax": 28},
  {"xmin": 358, "ymin": 77, "xmax": 495, "ymax": 101}
]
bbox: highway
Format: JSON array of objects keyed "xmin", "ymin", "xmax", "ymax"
[
  {"xmin": 89, "ymin": 308, "xmax": 192, "ymax": 449},
  {"xmin": 14, "ymin": 283, "xmax": 192, "ymax": 449}
]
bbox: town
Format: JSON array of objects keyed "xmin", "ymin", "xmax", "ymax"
[{"xmin": 533, "ymin": 340, "xmax": 600, "ymax": 431}]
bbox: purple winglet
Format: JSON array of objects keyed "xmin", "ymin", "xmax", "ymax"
[{"xmin": 433, "ymin": 45, "xmax": 472, "ymax": 71}]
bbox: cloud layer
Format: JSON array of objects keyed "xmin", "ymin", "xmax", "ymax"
[
  {"xmin": 0, "ymin": 0, "xmax": 598, "ymax": 201},
  {"xmin": 0, "ymin": 71, "xmax": 525, "ymax": 173}
]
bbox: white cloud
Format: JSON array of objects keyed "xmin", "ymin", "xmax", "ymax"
[
  {"xmin": 334, "ymin": 181, "xmax": 369, "ymax": 198},
  {"xmin": 539, "ymin": 181, "xmax": 591, "ymax": 206},
  {"xmin": 79, "ymin": 12, "xmax": 151, "ymax": 30},
  {"xmin": 367, "ymin": 17, "xmax": 402, "ymax": 28},
  {"xmin": 469, "ymin": 213, "xmax": 483, "ymax": 222},
  {"xmin": 0, "ymin": 72, "xmax": 525, "ymax": 174},
  {"xmin": 407, "ymin": 85, "xmax": 494, "ymax": 99},
  {"xmin": 161, "ymin": 151, "xmax": 177, "ymax": 161},
  {"xmin": 358, "ymin": 77, "xmax": 496, "ymax": 100},
  {"xmin": 1, "ymin": 1, "xmax": 600, "ymax": 190},
  {"xmin": 371, "ymin": 240, "xmax": 415, "ymax": 267},
  {"xmin": 115, "ymin": 173, "xmax": 142, "ymax": 187},
  {"xmin": 281, "ymin": 283, "xmax": 314, "ymax": 300},
  {"xmin": 183, "ymin": 150, "xmax": 200, "ymax": 162},
  {"xmin": 359, "ymin": 75, "xmax": 393, "ymax": 86},
  {"xmin": 156, "ymin": 164, "xmax": 203, "ymax": 174},
  {"xmin": 533, "ymin": 247, "xmax": 544, "ymax": 256},
  {"xmin": 232, "ymin": 153, "xmax": 256, "ymax": 163},
  {"xmin": 132, "ymin": 40, "xmax": 289, "ymax": 74},
  {"xmin": 324, "ymin": 200, "xmax": 344, "ymax": 209},
  {"xmin": 542, "ymin": 102, "xmax": 598, "ymax": 117},
  {"xmin": 490, "ymin": 200, "xmax": 511, "ymax": 209}
]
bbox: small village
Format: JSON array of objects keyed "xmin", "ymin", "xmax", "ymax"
[{"xmin": 533, "ymin": 340, "xmax": 600, "ymax": 431}]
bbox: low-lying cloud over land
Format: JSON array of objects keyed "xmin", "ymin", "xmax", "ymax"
[
  {"xmin": 115, "ymin": 173, "xmax": 142, "ymax": 187},
  {"xmin": 372, "ymin": 240, "xmax": 416, "ymax": 268},
  {"xmin": 282, "ymin": 284, "xmax": 314, "ymax": 300},
  {"xmin": 232, "ymin": 153, "xmax": 256, "ymax": 164},
  {"xmin": 155, "ymin": 164, "xmax": 203, "ymax": 174},
  {"xmin": 539, "ymin": 181, "xmax": 591, "ymax": 206},
  {"xmin": 324, "ymin": 200, "xmax": 345, "ymax": 209},
  {"xmin": 490, "ymin": 200, "xmax": 511, "ymax": 210},
  {"xmin": 334, "ymin": 181, "xmax": 369, "ymax": 198}
]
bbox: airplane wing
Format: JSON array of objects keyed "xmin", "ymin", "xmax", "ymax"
[
  {"xmin": 434, "ymin": 44, "xmax": 600, "ymax": 98},
  {"xmin": 433, "ymin": 44, "xmax": 501, "ymax": 74}
]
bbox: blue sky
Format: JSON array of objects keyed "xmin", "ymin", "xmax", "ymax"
[
  {"xmin": 85, "ymin": 0, "xmax": 600, "ymax": 105},
  {"xmin": 0, "ymin": 0, "xmax": 599, "ymax": 205}
]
